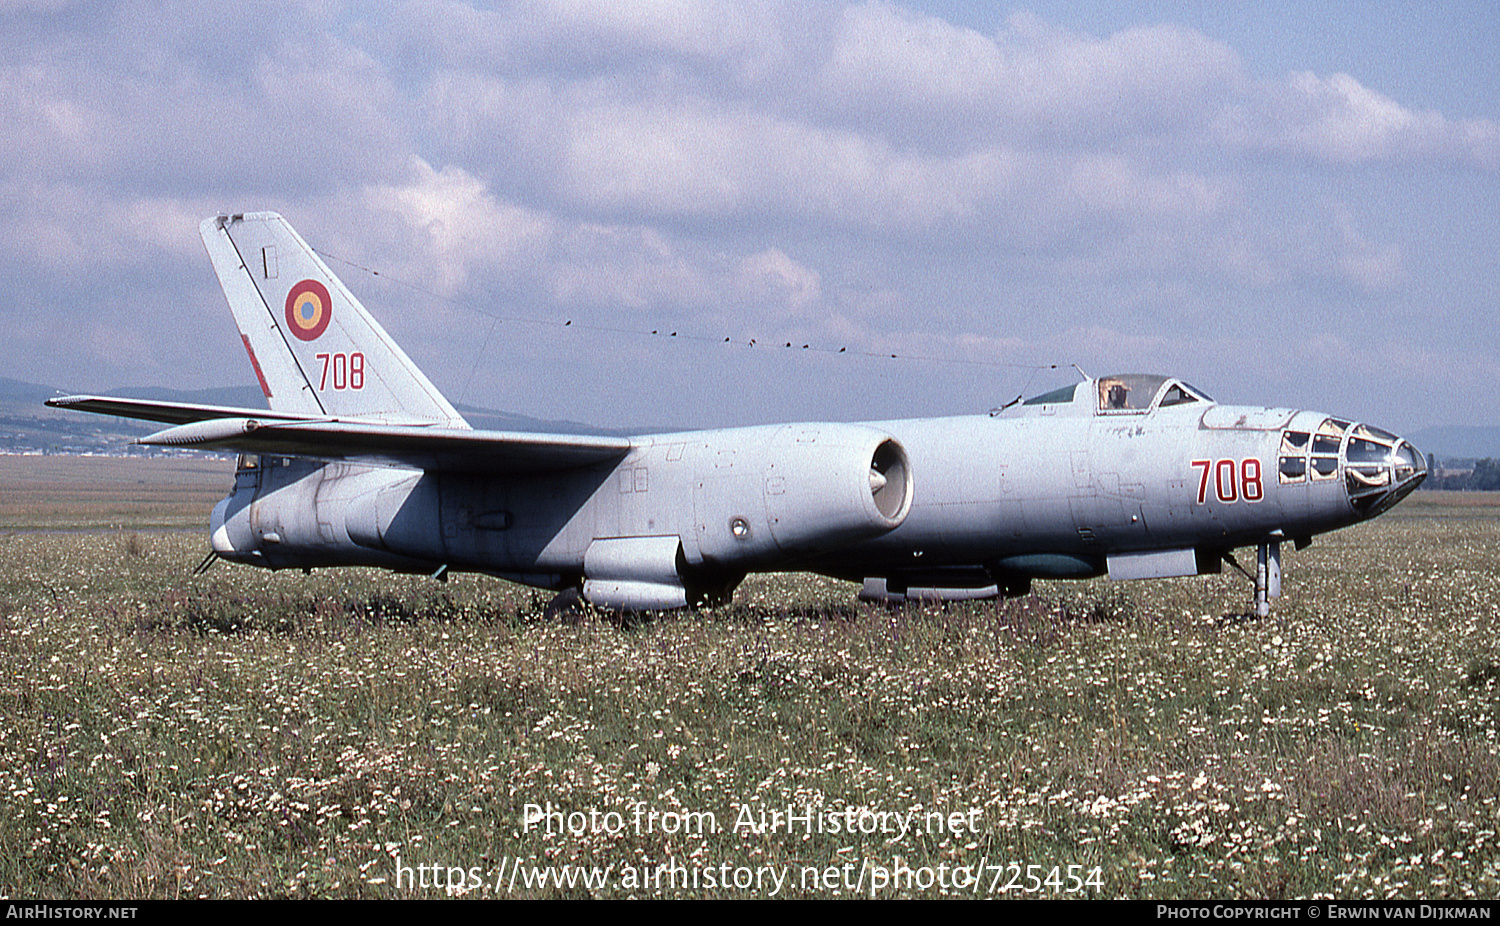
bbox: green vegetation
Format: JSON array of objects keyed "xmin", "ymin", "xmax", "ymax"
[
  {"xmin": 0, "ymin": 459, "xmax": 1497, "ymax": 898},
  {"xmin": 1433, "ymin": 458, "xmax": 1500, "ymax": 491}
]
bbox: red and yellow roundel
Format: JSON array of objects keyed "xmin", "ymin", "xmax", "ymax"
[{"xmin": 284, "ymin": 280, "xmax": 332, "ymax": 341}]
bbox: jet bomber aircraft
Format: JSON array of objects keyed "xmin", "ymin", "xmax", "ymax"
[{"xmin": 49, "ymin": 213, "xmax": 1428, "ymax": 616}]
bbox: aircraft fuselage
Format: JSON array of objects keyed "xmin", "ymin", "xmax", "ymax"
[{"xmin": 210, "ymin": 377, "xmax": 1425, "ymax": 611}]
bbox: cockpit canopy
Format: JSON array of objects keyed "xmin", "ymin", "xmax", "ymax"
[{"xmin": 1021, "ymin": 374, "xmax": 1212, "ymax": 415}]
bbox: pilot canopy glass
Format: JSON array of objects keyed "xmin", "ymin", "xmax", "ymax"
[
  {"xmin": 1094, "ymin": 375, "xmax": 1209, "ymax": 413},
  {"xmin": 1021, "ymin": 375, "xmax": 1209, "ymax": 412}
]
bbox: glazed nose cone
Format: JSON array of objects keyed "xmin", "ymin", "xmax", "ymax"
[{"xmin": 1344, "ymin": 424, "xmax": 1427, "ymax": 517}]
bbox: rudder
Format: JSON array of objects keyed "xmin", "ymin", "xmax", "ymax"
[{"xmin": 200, "ymin": 212, "xmax": 469, "ymax": 428}]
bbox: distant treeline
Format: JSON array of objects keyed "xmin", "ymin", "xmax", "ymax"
[{"xmin": 1431, "ymin": 458, "xmax": 1500, "ymax": 490}]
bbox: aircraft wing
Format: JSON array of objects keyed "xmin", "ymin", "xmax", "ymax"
[{"xmin": 45, "ymin": 395, "xmax": 633, "ymax": 476}]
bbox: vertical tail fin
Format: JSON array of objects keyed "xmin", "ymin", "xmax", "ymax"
[{"xmin": 200, "ymin": 212, "xmax": 469, "ymax": 428}]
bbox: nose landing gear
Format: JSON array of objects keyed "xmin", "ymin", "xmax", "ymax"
[
  {"xmin": 1254, "ymin": 540, "xmax": 1281, "ymax": 619},
  {"xmin": 1223, "ymin": 536, "xmax": 1283, "ymax": 619}
]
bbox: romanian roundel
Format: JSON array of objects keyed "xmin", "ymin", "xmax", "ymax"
[{"xmin": 284, "ymin": 280, "xmax": 332, "ymax": 341}]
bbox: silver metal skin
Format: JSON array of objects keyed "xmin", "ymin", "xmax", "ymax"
[{"xmin": 47, "ymin": 214, "xmax": 1427, "ymax": 613}]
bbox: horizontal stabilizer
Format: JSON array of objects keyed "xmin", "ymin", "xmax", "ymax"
[
  {"xmin": 139, "ymin": 417, "xmax": 630, "ymax": 476},
  {"xmin": 49, "ymin": 394, "xmax": 630, "ymax": 476},
  {"xmin": 46, "ymin": 395, "xmax": 316, "ymax": 426}
]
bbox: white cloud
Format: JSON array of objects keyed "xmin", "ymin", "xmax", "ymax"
[
  {"xmin": 553, "ymin": 96, "xmax": 1028, "ymax": 231},
  {"xmin": 1225, "ymin": 70, "xmax": 1500, "ymax": 169},
  {"xmin": 541, "ymin": 222, "xmax": 830, "ymax": 324},
  {"xmin": 0, "ymin": 180, "xmax": 216, "ymax": 272},
  {"xmin": 546, "ymin": 223, "xmax": 714, "ymax": 311},
  {"xmin": 737, "ymin": 248, "xmax": 820, "ymax": 310},
  {"xmin": 1330, "ymin": 207, "xmax": 1404, "ymax": 292},
  {"xmin": 817, "ymin": 5, "xmax": 1242, "ymax": 144},
  {"xmin": 360, "ymin": 159, "xmax": 555, "ymax": 294},
  {"xmin": 527, "ymin": 0, "xmax": 769, "ymax": 63},
  {"xmin": 411, "ymin": 7, "xmax": 1419, "ymax": 303},
  {"xmin": 356, "ymin": 159, "xmax": 830, "ymax": 331}
]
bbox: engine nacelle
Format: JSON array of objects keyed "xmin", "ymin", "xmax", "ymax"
[
  {"xmin": 577, "ymin": 426, "xmax": 913, "ymax": 609},
  {"xmin": 690, "ymin": 424, "xmax": 913, "ymax": 568}
]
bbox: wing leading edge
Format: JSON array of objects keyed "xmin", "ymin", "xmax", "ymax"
[{"xmin": 46, "ymin": 394, "xmax": 632, "ymax": 477}]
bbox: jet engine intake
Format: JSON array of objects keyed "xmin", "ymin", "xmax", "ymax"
[{"xmin": 760, "ymin": 430, "xmax": 913, "ymax": 555}]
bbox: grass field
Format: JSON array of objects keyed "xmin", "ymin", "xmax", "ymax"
[
  {"xmin": 1, "ymin": 456, "xmax": 1497, "ymax": 898},
  {"xmin": 0, "ymin": 455, "xmax": 232, "ymax": 531}
]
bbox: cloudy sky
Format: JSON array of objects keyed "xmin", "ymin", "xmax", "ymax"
[{"xmin": 3, "ymin": 1, "xmax": 1496, "ymax": 435}]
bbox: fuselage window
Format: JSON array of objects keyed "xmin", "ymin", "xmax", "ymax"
[
  {"xmin": 1353, "ymin": 424, "xmax": 1399, "ymax": 444},
  {"xmin": 1393, "ymin": 443, "xmax": 1420, "ymax": 482},
  {"xmin": 1311, "ymin": 418, "xmax": 1346, "ymax": 479},
  {"xmin": 1347, "ymin": 437, "xmax": 1392, "ymax": 465},
  {"xmin": 1280, "ymin": 430, "xmax": 1313, "ymax": 483},
  {"xmin": 1313, "ymin": 434, "xmax": 1342, "ymax": 455}
]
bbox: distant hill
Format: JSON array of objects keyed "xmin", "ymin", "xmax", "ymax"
[
  {"xmin": 0, "ymin": 376, "xmax": 64, "ymax": 405},
  {"xmin": 1406, "ymin": 426, "xmax": 1500, "ymax": 462},
  {"xmin": 0, "ymin": 377, "xmax": 625, "ymax": 455},
  {"xmin": 1, "ymin": 377, "xmax": 155, "ymax": 453}
]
